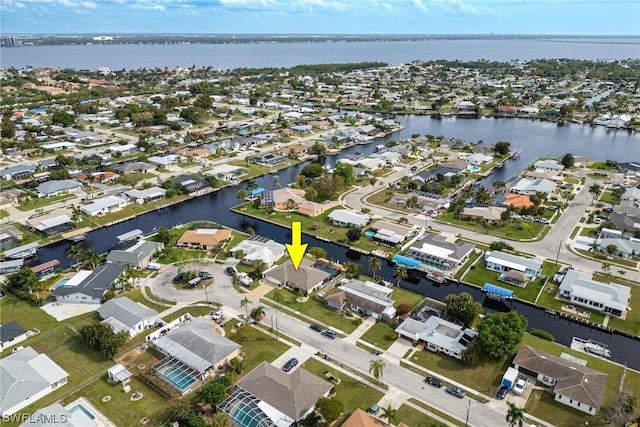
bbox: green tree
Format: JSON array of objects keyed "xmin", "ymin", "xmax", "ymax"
[
  {"xmin": 179, "ymin": 106, "xmax": 208, "ymax": 124},
  {"xmin": 156, "ymin": 227, "xmax": 172, "ymax": 246},
  {"xmin": 51, "ymin": 110, "xmax": 75, "ymax": 126},
  {"xmin": 560, "ymin": 153, "xmax": 575, "ymax": 168},
  {"xmin": 237, "ymin": 189, "xmax": 248, "ymax": 206},
  {"xmin": 444, "ymin": 292, "xmax": 483, "ymax": 327},
  {"xmin": 5, "ymin": 267, "xmax": 38, "ymax": 293},
  {"xmin": 380, "ymin": 405, "xmax": 399, "ymax": 425},
  {"xmin": 395, "ymin": 265, "xmax": 408, "ymax": 286},
  {"xmin": 506, "ymin": 402, "xmax": 524, "ymax": 427},
  {"xmin": 588, "ymin": 241, "xmax": 600, "ymax": 259},
  {"xmin": 346, "ymin": 226, "xmax": 362, "ymax": 242},
  {"xmin": 601, "ymin": 262, "xmax": 611, "ymax": 277},
  {"xmin": 79, "ymin": 320, "xmax": 129, "ymax": 359},
  {"xmin": 251, "ymin": 305, "xmax": 266, "ymax": 321},
  {"xmin": 345, "ymin": 262, "xmax": 362, "ymax": 279},
  {"xmin": 67, "ymin": 244, "xmax": 83, "ymax": 265},
  {"xmin": 588, "ymin": 183, "xmax": 602, "ymax": 204},
  {"xmin": 1, "ymin": 116, "xmax": 16, "ymax": 138},
  {"xmin": 240, "ymin": 296, "xmax": 252, "ymax": 324},
  {"xmin": 369, "ymin": 358, "xmax": 385, "ymax": 381},
  {"xmin": 272, "ymin": 175, "xmax": 281, "ymax": 188},
  {"xmin": 606, "ymin": 244, "xmax": 618, "ymax": 258},
  {"xmin": 369, "ymin": 256, "xmax": 382, "ymax": 281},
  {"xmin": 193, "ymin": 94, "xmax": 213, "ymax": 109},
  {"xmin": 494, "ymin": 141, "xmax": 511, "ymax": 156},
  {"xmin": 334, "ymin": 162, "xmax": 354, "ymax": 186},
  {"xmin": 477, "ymin": 311, "xmax": 528, "ymax": 358},
  {"xmin": 300, "ymin": 163, "xmax": 325, "ymax": 178},
  {"xmin": 315, "ymin": 397, "xmax": 343, "ymax": 423},
  {"xmin": 200, "ymin": 380, "xmax": 227, "ymax": 407},
  {"xmin": 308, "ymin": 141, "xmax": 327, "ymax": 159},
  {"xmin": 251, "ymin": 259, "xmax": 267, "ymax": 277},
  {"xmin": 309, "ymin": 247, "xmax": 327, "ymax": 260},
  {"xmin": 81, "ymin": 248, "xmax": 101, "ymax": 268}
]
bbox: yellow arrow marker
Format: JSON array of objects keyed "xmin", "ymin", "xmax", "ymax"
[{"xmin": 286, "ymin": 222, "xmax": 308, "ymax": 269}]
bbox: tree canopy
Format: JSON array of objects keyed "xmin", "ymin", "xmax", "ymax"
[
  {"xmin": 477, "ymin": 311, "xmax": 527, "ymax": 358},
  {"xmin": 316, "ymin": 397, "xmax": 344, "ymax": 423},
  {"xmin": 443, "ymin": 292, "xmax": 483, "ymax": 327},
  {"xmin": 80, "ymin": 320, "xmax": 129, "ymax": 359},
  {"xmin": 300, "ymin": 163, "xmax": 325, "ymax": 178},
  {"xmin": 51, "ymin": 110, "xmax": 75, "ymax": 126},
  {"xmin": 494, "ymin": 141, "xmax": 511, "ymax": 156},
  {"xmin": 560, "ymin": 153, "xmax": 575, "ymax": 168}
]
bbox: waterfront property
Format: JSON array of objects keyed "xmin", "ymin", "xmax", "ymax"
[
  {"xmin": 403, "ymin": 234, "xmax": 475, "ymax": 274},
  {"xmin": 263, "ymin": 259, "xmax": 332, "ymax": 294},
  {"xmin": 97, "ymin": 296, "xmax": 160, "ymax": 338},
  {"xmin": 0, "ymin": 320, "xmax": 27, "ymax": 350},
  {"xmin": 105, "ymin": 240, "xmax": 164, "ymax": 269},
  {"xmin": 53, "ymin": 264, "xmax": 126, "ymax": 304},
  {"xmin": 30, "ymin": 259, "xmax": 60, "ymax": 278},
  {"xmin": 218, "ymin": 361, "xmax": 332, "ymax": 427},
  {"xmin": 512, "ymin": 345, "xmax": 607, "ymax": 416},
  {"xmin": 0, "ymin": 259, "xmax": 24, "ymax": 274},
  {"xmin": 558, "ymin": 269, "xmax": 631, "ymax": 318},
  {"xmin": 484, "ymin": 250, "xmax": 542, "ymax": 285},
  {"xmin": 0, "ymin": 346, "xmax": 69, "ymax": 417},
  {"xmin": 328, "ymin": 209, "xmax": 371, "ymax": 228},
  {"xmin": 25, "ymin": 208, "xmax": 74, "ymax": 236},
  {"xmin": 79, "ymin": 195, "xmax": 129, "ymax": 216},
  {"xmin": 123, "ymin": 187, "xmax": 166, "ymax": 204},
  {"xmin": 460, "ymin": 206, "xmax": 506, "ymax": 224},
  {"xmin": 231, "ymin": 235, "xmax": 286, "ymax": 267},
  {"xmin": 368, "ymin": 220, "xmax": 415, "ymax": 246},
  {"xmin": 325, "ymin": 278, "xmax": 396, "ymax": 320},
  {"xmin": 395, "ymin": 315, "xmax": 477, "ymax": 360},
  {"xmin": 35, "ymin": 179, "xmax": 82, "ymax": 198},
  {"xmin": 203, "ymin": 164, "xmax": 247, "ymax": 181},
  {"xmin": 176, "ymin": 228, "xmax": 232, "ymax": 250},
  {"xmin": 510, "ymin": 177, "xmax": 557, "ymax": 197},
  {"xmin": 151, "ymin": 316, "xmax": 240, "ymax": 394}
]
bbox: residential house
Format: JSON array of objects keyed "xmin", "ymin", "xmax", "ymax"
[
  {"xmin": 112, "ymin": 161, "xmax": 156, "ymax": 174},
  {"xmin": 261, "ymin": 188, "xmax": 306, "ymax": 210},
  {"xmin": 106, "ymin": 240, "xmax": 164, "ymax": 269},
  {"xmin": 395, "ymin": 316, "xmax": 477, "ymax": 359},
  {"xmin": 177, "ymin": 228, "xmax": 232, "ymax": 251},
  {"xmin": 460, "ymin": 206, "xmax": 506, "ymax": 223},
  {"xmin": 342, "ymin": 409, "xmax": 400, "ymax": 427},
  {"xmin": 465, "ymin": 153, "xmax": 493, "ymax": 165},
  {"xmin": 484, "ymin": 251, "xmax": 542, "ymax": 285},
  {"xmin": 533, "ymin": 160, "xmax": 565, "ymax": 173},
  {"xmin": 607, "ymin": 212, "xmax": 640, "ymax": 233},
  {"xmin": 404, "ymin": 234, "xmax": 475, "ymax": 273},
  {"xmin": 325, "ymin": 278, "xmax": 396, "ymax": 320},
  {"xmin": 412, "ymin": 166, "xmax": 460, "ymax": 184},
  {"xmin": 0, "ymin": 164, "xmax": 36, "ymax": 181},
  {"xmin": 513, "ymin": 345, "xmax": 608, "ymax": 415},
  {"xmin": 35, "ymin": 179, "xmax": 81, "ymax": 198},
  {"xmin": 559, "ymin": 269, "xmax": 631, "ymax": 317},
  {"xmin": 622, "ymin": 187, "xmax": 640, "ymax": 203},
  {"xmin": 172, "ymin": 175, "xmax": 209, "ymax": 193},
  {"xmin": 370, "ymin": 151, "xmax": 402, "ymax": 165},
  {"xmin": 25, "ymin": 209, "xmax": 74, "ymax": 236},
  {"xmin": 501, "ymin": 193, "xmax": 534, "ymax": 209},
  {"xmin": 219, "ymin": 361, "xmax": 332, "ymax": 426},
  {"xmin": 0, "ymin": 347, "xmax": 69, "ymax": 417},
  {"xmin": 79, "ymin": 196, "xmax": 128, "ymax": 216},
  {"xmin": 0, "ymin": 189, "xmax": 21, "ymax": 211},
  {"xmin": 510, "ymin": 178, "xmax": 557, "ymax": 196},
  {"xmin": 147, "ymin": 154, "xmax": 179, "ymax": 168},
  {"xmin": 97, "ymin": 296, "xmax": 160, "ymax": 338},
  {"xmin": 328, "ymin": 209, "xmax": 371, "ymax": 228},
  {"xmin": 203, "ymin": 164, "xmax": 247, "ymax": 182},
  {"xmin": 456, "ymin": 100, "xmax": 476, "ymax": 114},
  {"xmin": 30, "ymin": 259, "xmax": 60, "ymax": 278},
  {"xmin": 387, "ymin": 192, "xmax": 448, "ymax": 212},
  {"xmin": 368, "ymin": 220, "xmax": 415, "ymax": 246},
  {"xmin": 0, "ymin": 224, "xmax": 22, "ymax": 250},
  {"xmin": 151, "ymin": 316, "xmax": 241, "ymax": 392},
  {"xmin": 123, "ymin": 187, "xmax": 166, "ymax": 204},
  {"xmin": 0, "ymin": 259, "xmax": 24, "ymax": 274},
  {"xmin": 263, "ymin": 259, "xmax": 331, "ymax": 294},
  {"xmin": 247, "ymin": 153, "xmax": 288, "ymax": 167},
  {"xmin": 231, "ymin": 236, "xmax": 286, "ymax": 267},
  {"xmin": 54, "ymin": 264, "xmax": 126, "ymax": 304},
  {"xmin": 0, "ymin": 321, "xmax": 27, "ymax": 350},
  {"xmin": 596, "ymin": 228, "xmax": 640, "ymax": 258},
  {"xmin": 358, "ymin": 124, "xmax": 378, "ymax": 136}
]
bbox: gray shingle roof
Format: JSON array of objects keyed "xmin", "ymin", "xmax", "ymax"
[
  {"xmin": 54, "ymin": 264, "xmax": 125, "ymax": 299},
  {"xmin": 97, "ymin": 296, "xmax": 158, "ymax": 330},
  {"xmin": 35, "ymin": 180, "xmax": 81, "ymax": 195},
  {"xmin": 106, "ymin": 241, "xmax": 163, "ymax": 265},
  {"xmin": 0, "ymin": 320, "xmax": 26, "ymax": 344},
  {"xmin": 264, "ymin": 259, "xmax": 330, "ymax": 291}
]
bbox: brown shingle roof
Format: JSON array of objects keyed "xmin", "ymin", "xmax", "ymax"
[
  {"xmin": 237, "ymin": 361, "xmax": 332, "ymax": 420},
  {"xmin": 177, "ymin": 228, "xmax": 232, "ymax": 247},
  {"xmin": 342, "ymin": 409, "xmax": 388, "ymax": 427},
  {"xmin": 513, "ymin": 345, "xmax": 608, "ymax": 409},
  {"xmin": 264, "ymin": 259, "xmax": 330, "ymax": 291}
]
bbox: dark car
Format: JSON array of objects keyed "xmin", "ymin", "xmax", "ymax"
[
  {"xmin": 282, "ymin": 358, "xmax": 298, "ymax": 372},
  {"xmin": 424, "ymin": 376, "xmax": 443, "ymax": 388},
  {"xmin": 410, "ymin": 166, "xmax": 418, "ymax": 171},
  {"xmin": 322, "ymin": 329, "xmax": 337, "ymax": 339},
  {"xmin": 310, "ymin": 323, "xmax": 323, "ymax": 332},
  {"xmin": 225, "ymin": 266, "xmax": 237, "ymax": 276},
  {"xmin": 445, "ymin": 386, "xmax": 465, "ymax": 399},
  {"xmin": 198, "ymin": 271, "xmax": 213, "ymax": 280},
  {"xmin": 496, "ymin": 385, "xmax": 509, "ymax": 400},
  {"xmin": 366, "ymin": 404, "xmax": 380, "ymax": 415},
  {"xmin": 172, "ymin": 272, "xmax": 186, "ymax": 283}
]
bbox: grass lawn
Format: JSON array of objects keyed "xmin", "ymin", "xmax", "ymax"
[
  {"xmin": 62, "ymin": 375, "xmax": 171, "ymax": 427},
  {"xmin": 575, "ymin": 249, "xmax": 638, "ymax": 268},
  {"xmin": 301, "ymin": 358, "xmax": 384, "ymax": 415},
  {"xmin": 223, "ymin": 322, "xmax": 289, "ymax": 371},
  {"xmin": 16, "ymin": 193, "xmax": 77, "ymax": 211},
  {"xmin": 408, "ymin": 348, "xmax": 511, "ymax": 395},
  {"xmin": 598, "ymin": 284, "xmax": 640, "ymax": 337},
  {"xmin": 217, "ymin": 230, "xmax": 249, "ymax": 260},
  {"xmin": 526, "ymin": 389, "xmax": 594, "ymax": 427},
  {"xmin": 163, "ymin": 306, "xmax": 213, "ymax": 322},
  {"xmin": 438, "ymin": 212, "xmax": 545, "ymax": 240},
  {"xmin": 125, "ymin": 288, "xmax": 170, "ymax": 313},
  {"xmin": 365, "ymin": 189, "xmax": 415, "ymax": 214},
  {"xmin": 91, "ymin": 194, "xmax": 190, "ymax": 225},
  {"xmin": 264, "ymin": 287, "xmax": 359, "ymax": 333},
  {"xmin": 397, "ymin": 404, "xmax": 448, "ymax": 427},
  {"xmin": 359, "ymin": 322, "xmax": 396, "ymax": 350},
  {"xmin": 391, "ymin": 287, "xmax": 426, "ymax": 309},
  {"xmin": 229, "ymin": 159, "xmax": 293, "ymax": 180},
  {"xmin": 522, "ymin": 334, "xmax": 640, "ymax": 425},
  {"xmin": 461, "ymin": 263, "xmax": 541, "ymax": 304},
  {"xmin": 157, "ymin": 247, "xmax": 208, "ymax": 264},
  {"xmin": 454, "ymin": 249, "xmax": 482, "ymax": 280}
]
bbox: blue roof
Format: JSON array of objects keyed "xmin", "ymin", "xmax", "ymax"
[
  {"xmin": 251, "ymin": 187, "xmax": 265, "ymax": 196},
  {"xmin": 392, "ymin": 254, "xmax": 420, "ymax": 268},
  {"xmin": 482, "ymin": 283, "xmax": 514, "ymax": 297}
]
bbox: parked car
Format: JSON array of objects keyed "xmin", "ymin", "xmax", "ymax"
[
  {"xmin": 211, "ymin": 310, "xmax": 223, "ymax": 320},
  {"xmin": 322, "ymin": 329, "xmax": 337, "ymax": 339},
  {"xmin": 366, "ymin": 404, "xmax": 380, "ymax": 415},
  {"xmin": 30, "ymin": 327, "xmax": 40, "ymax": 334},
  {"xmin": 225, "ymin": 266, "xmax": 237, "ymax": 276},
  {"xmin": 513, "ymin": 379, "xmax": 527, "ymax": 395},
  {"xmin": 522, "ymin": 215, "xmax": 533, "ymax": 221},
  {"xmin": 536, "ymin": 218, "xmax": 551, "ymax": 224},
  {"xmin": 424, "ymin": 376, "xmax": 443, "ymax": 388},
  {"xmin": 445, "ymin": 386, "xmax": 465, "ymax": 398},
  {"xmin": 198, "ymin": 271, "xmax": 213, "ymax": 280},
  {"xmin": 496, "ymin": 385, "xmax": 509, "ymax": 400},
  {"xmin": 173, "ymin": 272, "xmax": 186, "ymax": 283},
  {"xmin": 310, "ymin": 323, "xmax": 323, "ymax": 332},
  {"xmin": 410, "ymin": 166, "xmax": 418, "ymax": 171},
  {"xmin": 237, "ymin": 272, "xmax": 253, "ymax": 286},
  {"xmin": 282, "ymin": 358, "xmax": 299, "ymax": 372}
]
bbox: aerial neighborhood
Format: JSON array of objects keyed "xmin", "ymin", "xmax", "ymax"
[{"xmin": 1, "ymin": 56, "xmax": 639, "ymax": 427}]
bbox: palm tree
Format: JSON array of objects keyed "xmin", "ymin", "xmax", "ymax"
[
  {"xmin": 246, "ymin": 179, "xmax": 258, "ymax": 193},
  {"xmin": 67, "ymin": 244, "xmax": 82, "ymax": 266},
  {"xmin": 395, "ymin": 266, "xmax": 407, "ymax": 286},
  {"xmin": 237, "ymin": 189, "xmax": 248, "ymax": 207},
  {"xmin": 588, "ymin": 183, "xmax": 602, "ymax": 205},
  {"xmin": 618, "ymin": 269, "xmax": 627, "ymax": 278},
  {"xmin": 505, "ymin": 402, "xmax": 524, "ymax": 427},
  {"xmin": 272, "ymin": 175, "xmax": 281, "ymax": 188},
  {"xmin": 369, "ymin": 176, "xmax": 377, "ymax": 190},
  {"xmin": 605, "ymin": 244, "xmax": 618, "ymax": 258},
  {"xmin": 601, "ymin": 262, "xmax": 611, "ymax": 277},
  {"xmin": 588, "ymin": 241, "xmax": 600, "ymax": 259},
  {"xmin": 82, "ymin": 248, "xmax": 101, "ymax": 268},
  {"xmin": 252, "ymin": 259, "xmax": 267, "ymax": 277},
  {"xmin": 240, "ymin": 296, "xmax": 252, "ymax": 324},
  {"xmin": 252, "ymin": 305, "xmax": 266, "ymax": 322},
  {"xmin": 369, "ymin": 257, "xmax": 382, "ymax": 281},
  {"xmin": 380, "ymin": 405, "xmax": 398, "ymax": 426},
  {"xmin": 286, "ymin": 198, "xmax": 296, "ymax": 217},
  {"xmin": 369, "ymin": 358, "xmax": 385, "ymax": 381}
]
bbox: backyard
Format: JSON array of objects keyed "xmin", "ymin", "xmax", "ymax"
[
  {"xmin": 438, "ymin": 212, "xmax": 545, "ymax": 240},
  {"xmin": 223, "ymin": 320, "xmax": 290, "ymax": 371}
]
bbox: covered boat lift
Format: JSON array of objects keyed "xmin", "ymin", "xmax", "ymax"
[{"xmin": 482, "ymin": 283, "xmax": 514, "ymax": 300}]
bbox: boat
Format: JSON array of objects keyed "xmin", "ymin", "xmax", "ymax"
[{"xmin": 571, "ymin": 337, "xmax": 611, "ymax": 358}]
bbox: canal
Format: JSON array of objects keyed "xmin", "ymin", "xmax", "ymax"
[{"xmin": 31, "ymin": 115, "xmax": 640, "ymax": 369}]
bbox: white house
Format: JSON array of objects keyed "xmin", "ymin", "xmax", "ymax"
[
  {"xmin": 484, "ymin": 251, "xmax": 542, "ymax": 282},
  {"xmin": 325, "ymin": 278, "xmax": 396, "ymax": 320},
  {"xmin": 79, "ymin": 195, "xmax": 128, "ymax": 216},
  {"xmin": 395, "ymin": 316, "xmax": 477, "ymax": 359},
  {"xmin": 465, "ymin": 153, "xmax": 493, "ymax": 165},
  {"xmin": 0, "ymin": 321, "xmax": 27, "ymax": 350},
  {"xmin": 0, "ymin": 347, "xmax": 69, "ymax": 417},
  {"xmin": 53, "ymin": 264, "xmax": 125, "ymax": 304},
  {"xmin": 533, "ymin": 159, "xmax": 564, "ymax": 172},
  {"xmin": 97, "ymin": 297, "xmax": 160, "ymax": 338},
  {"xmin": 231, "ymin": 236, "xmax": 286, "ymax": 267},
  {"xmin": 203, "ymin": 164, "xmax": 247, "ymax": 181},
  {"xmin": 35, "ymin": 179, "xmax": 82, "ymax": 198},
  {"xmin": 510, "ymin": 177, "xmax": 557, "ymax": 196},
  {"xmin": 559, "ymin": 269, "xmax": 631, "ymax": 318},
  {"xmin": 327, "ymin": 209, "xmax": 371, "ymax": 227},
  {"xmin": 123, "ymin": 187, "xmax": 166, "ymax": 204}
]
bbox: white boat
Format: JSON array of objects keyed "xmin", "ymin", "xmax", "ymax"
[{"xmin": 572, "ymin": 337, "xmax": 611, "ymax": 358}]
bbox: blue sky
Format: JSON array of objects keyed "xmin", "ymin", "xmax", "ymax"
[{"xmin": 1, "ymin": 0, "xmax": 639, "ymax": 35}]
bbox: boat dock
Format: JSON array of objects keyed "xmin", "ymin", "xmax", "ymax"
[{"xmin": 571, "ymin": 337, "xmax": 611, "ymax": 358}]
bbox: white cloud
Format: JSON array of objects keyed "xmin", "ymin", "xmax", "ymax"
[{"xmin": 413, "ymin": 0, "xmax": 429, "ymax": 14}]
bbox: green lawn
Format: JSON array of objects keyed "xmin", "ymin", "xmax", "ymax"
[
  {"xmin": 16, "ymin": 193, "xmax": 77, "ymax": 211},
  {"xmin": 359, "ymin": 322, "xmax": 396, "ymax": 350},
  {"xmin": 598, "ymin": 282, "xmax": 640, "ymax": 336},
  {"xmin": 438, "ymin": 212, "xmax": 545, "ymax": 240},
  {"xmin": 391, "ymin": 287, "xmax": 426, "ymax": 309},
  {"xmin": 229, "ymin": 159, "xmax": 293, "ymax": 180},
  {"xmin": 301, "ymin": 358, "xmax": 384, "ymax": 414},
  {"xmin": 91, "ymin": 194, "xmax": 190, "ymax": 225},
  {"xmin": 157, "ymin": 247, "xmax": 208, "ymax": 264},
  {"xmin": 454, "ymin": 249, "xmax": 482, "ymax": 280},
  {"xmin": 365, "ymin": 189, "xmax": 415, "ymax": 214},
  {"xmin": 163, "ymin": 306, "xmax": 213, "ymax": 323},
  {"xmin": 124, "ymin": 288, "xmax": 170, "ymax": 313},
  {"xmin": 217, "ymin": 231, "xmax": 249, "ymax": 260},
  {"xmin": 397, "ymin": 404, "xmax": 448, "ymax": 427},
  {"xmin": 223, "ymin": 322, "xmax": 289, "ymax": 371},
  {"xmin": 264, "ymin": 287, "xmax": 359, "ymax": 333}
]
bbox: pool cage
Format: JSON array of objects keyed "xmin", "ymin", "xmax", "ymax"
[
  {"xmin": 153, "ymin": 356, "xmax": 201, "ymax": 394},
  {"xmin": 218, "ymin": 388, "xmax": 294, "ymax": 427}
]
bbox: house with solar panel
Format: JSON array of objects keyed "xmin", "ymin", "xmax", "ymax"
[
  {"xmin": 484, "ymin": 250, "xmax": 542, "ymax": 286},
  {"xmin": 218, "ymin": 361, "xmax": 332, "ymax": 427},
  {"xmin": 395, "ymin": 316, "xmax": 477, "ymax": 359}
]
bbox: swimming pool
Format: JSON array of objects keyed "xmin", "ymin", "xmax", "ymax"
[
  {"xmin": 52, "ymin": 278, "xmax": 69, "ymax": 289},
  {"xmin": 69, "ymin": 403, "xmax": 95, "ymax": 420},
  {"xmin": 364, "ymin": 230, "xmax": 376, "ymax": 238},
  {"xmin": 232, "ymin": 404, "xmax": 264, "ymax": 427},
  {"xmin": 469, "ymin": 165, "xmax": 481, "ymax": 172},
  {"xmin": 161, "ymin": 366, "xmax": 197, "ymax": 391}
]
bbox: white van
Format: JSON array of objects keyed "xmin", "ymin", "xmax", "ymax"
[{"xmin": 146, "ymin": 263, "xmax": 161, "ymax": 271}]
